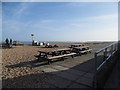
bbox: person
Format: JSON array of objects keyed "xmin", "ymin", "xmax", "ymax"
[
  {"xmin": 32, "ymin": 40, "xmax": 34, "ymax": 46},
  {"xmin": 5, "ymin": 38, "xmax": 9, "ymax": 48},
  {"xmin": 10, "ymin": 39, "xmax": 12, "ymax": 48}
]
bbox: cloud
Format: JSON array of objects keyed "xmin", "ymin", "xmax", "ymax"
[
  {"xmin": 3, "ymin": 20, "xmax": 21, "ymax": 33},
  {"xmin": 84, "ymin": 14, "xmax": 117, "ymax": 21},
  {"xmin": 85, "ymin": 28, "xmax": 118, "ymax": 41},
  {"xmin": 2, "ymin": 3, "xmax": 118, "ymax": 41},
  {"xmin": 2, "ymin": 18, "xmax": 118, "ymax": 41},
  {"xmin": 71, "ymin": 14, "xmax": 117, "ymax": 27},
  {"xmin": 41, "ymin": 20, "xmax": 56, "ymax": 23},
  {"xmin": 2, "ymin": 0, "xmax": 120, "ymax": 2},
  {"xmin": 13, "ymin": 3, "xmax": 29, "ymax": 18},
  {"xmin": 71, "ymin": 23, "xmax": 83, "ymax": 27},
  {"xmin": 2, "ymin": 20, "xmax": 31, "ymax": 35},
  {"xmin": 2, "ymin": 20, "xmax": 35, "ymax": 41},
  {"xmin": 31, "ymin": 19, "xmax": 57, "ymax": 30},
  {"xmin": 65, "ymin": 2, "xmax": 84, "ymax": 7}
]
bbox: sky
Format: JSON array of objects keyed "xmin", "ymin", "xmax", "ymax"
[{"xmin": 2, "ymin": 2, "xmax": 118, "ymax": 42}]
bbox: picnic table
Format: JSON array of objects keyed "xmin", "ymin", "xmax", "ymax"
[
  {"xmin": 36, "ymin": 48, "xmax": 76, "ymax": 64},
  {"xmin": 70, "ymin": 44, "xmax": 84, "ymax": 48},
  {"xmin": 72, "ymin": 46, "xmax": 92, "ymax": 55},
  {"xmin": 39, "ymin": 48, "xmax": 71, "ymax": 56}
]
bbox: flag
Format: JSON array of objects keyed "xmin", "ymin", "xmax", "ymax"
[{"xmin": 31, "ymin": 34, "xmax": 34, "ymax": 36}]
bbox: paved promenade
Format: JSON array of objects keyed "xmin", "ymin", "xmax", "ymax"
[{"xmin": 34, "ymin": 52, "xmax": 95, "ymax": 88}]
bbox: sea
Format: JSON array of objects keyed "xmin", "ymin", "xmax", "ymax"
[
  {"xmin": 0, "ymin": 41, "xmax": 115, "ymax": 45},
  {"xmin": 19, "ymin": 41, "xmax": 82, "ymax": 45},
  {"xmin": 0, "ymin": 41, "xmax": 79, "ymax": 45}
]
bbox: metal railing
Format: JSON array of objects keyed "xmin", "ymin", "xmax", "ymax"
[{"xmin": 93, "ymin": 42, "xmax": 118, "ymax": 88}]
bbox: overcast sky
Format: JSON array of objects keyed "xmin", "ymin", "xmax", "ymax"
[{"xmin": 2, "ymin": 2, "xmax": 118, "ymax": 42}]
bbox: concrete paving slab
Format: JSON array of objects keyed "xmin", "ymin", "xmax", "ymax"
[
  {"xmin": 45, "ymin": 75, "xmax": 71, "ymax": 88},
  {"xmin": 42, "ymin": 68, "xmax": 58, "ymax": 73},
  {"xmin": 63, "ymin": 68, "xmax": 86, "ymax": 76},
  {"xmin": 59, "ymin": 62, "xmax": 79, "ymax": 68},
  {"xmin": 35, "ymin": 65, "xmax": 51, "ymax": 71},
  {"xmin": 68, "ymin": 82, "xmax": 89, "ymax": 88},
  {"xmin": 53, "ymin": 71, "xmax": 80, "ymax": 81},
  {"xmin": 83, "ymin": 72, "xmax": 94, "ymax": 79},
  {"xmin": 76, "ymin": 76, "xmax": 93, "ymax": 87},
  {"xmin": 73, "ymin": 65, "xmax": 93, "ymax": 73},
  {"xmin": 51, "ymin": 65, "xmax": 69, "ymax": 71}
]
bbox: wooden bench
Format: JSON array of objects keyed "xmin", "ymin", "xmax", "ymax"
[
  {"xmin": 86, "ymin": 49, "xmax": 92, "ymax": 53},
  {"xmin": 35, "ymin": 53, "xmax": 76, "ymax": 64},
  {"xmin": 47, "ymin": 53, "xmax": 76, "ymax": 64},
  {"xmin": 80, "ymin": 49, "xmax": 92, "ymax": 54},
  {"xmin": 80, "ymin": 50, "xmax": 88, "ymax": 54},
  {"xmin": 48, "ymin": 53, "xmax": 76, "ymax": 59}
]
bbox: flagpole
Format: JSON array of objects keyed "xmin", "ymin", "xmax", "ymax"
[
  {"xmin": 31, "ymin": 34, "xmax": 34, "ymax": 46},
  {"xmin": 31, "ymin": 34, "xmax": 34, "ymax": 41},
  {"xmin": 32, "ymin": 36, "xmax": 33, "ymax": 41}
]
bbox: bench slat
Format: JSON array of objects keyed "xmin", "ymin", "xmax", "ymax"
[
  {"xmin": 80, "ymin": 50, "xmax": 87, "ymax": 53},
  {"xmin": 80, "ymin": 49, "xmax": 92, "ymax": 53},
  {"xmin": 86, "ymin": 49, "xmax": 92, "ymax": 51},
  {"xmin": 48, "ymin": 53, "xmax": 76, "ymax": 59}
]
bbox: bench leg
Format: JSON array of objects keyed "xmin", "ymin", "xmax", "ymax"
[
  {"xmin": 61, "ymin": 57, "xmax": 64, "ymax": 61},
  {"xmin": 79, "ymin": 52, "xmax": 81, "ymax": 56},
  {"xmin": 48, "ymin": 59, "xmax": 51, "ymax": 65},
  {"xmin": 37, "ymin": 56, "xmax": 40, "ymax": 61},
  {"xmin": 71, "ymin": 55, "xmax": 74, "ymax": 58}
]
